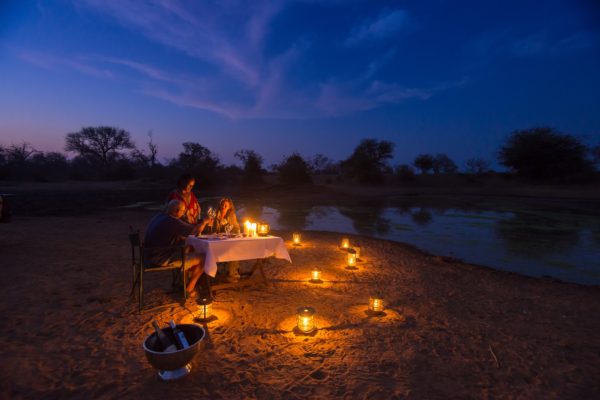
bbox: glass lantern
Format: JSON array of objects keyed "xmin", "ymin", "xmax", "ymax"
[
  {"xmin": 340, "ymin": 237, "xmax": 350, "ymax": 250},
  {"xmin": 310, "ymin": 268, "xmax": 322, "ymax": 283},
  {"xmin": 196, "ymin": 297, "xmax": 213, "ymax": 321},
  {"xmin": 292, "ymin": 233, "xmax": 301, "ymax": 246},
  {"xmin": 346, "ymin": 249, "xmax": 357, "ymax": 270},
  {"xmin": 258, "ymin": 222, "xmax": 270, "ymax": 236},
  {"xmin": 296, "ymin": 306, "xmax": 316, "ymax": 333},
  {"xmin": 368, "ymin": 296, "xmax": 384, "ymax": 314}
]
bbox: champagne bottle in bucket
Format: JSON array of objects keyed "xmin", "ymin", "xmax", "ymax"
[
  {"xmin": 169, "ymin": 320, "xmax": 190, "ymax": 349},
  {"xmin": 152, "ymin": 321, "xmax": 177, "ymax": 353}
]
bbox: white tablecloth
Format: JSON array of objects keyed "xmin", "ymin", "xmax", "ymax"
[{"xmin": 185, "ymin": 235, "xmax": 292, "ymax": 277}]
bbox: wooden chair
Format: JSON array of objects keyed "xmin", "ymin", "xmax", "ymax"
[{"xmin": 129, "ymin": 227, "xmax": 187, "ymax": 312}]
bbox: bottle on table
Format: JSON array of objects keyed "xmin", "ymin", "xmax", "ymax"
[
  {"xmin": 152, "ymin": 320, "xmax": 177, "ymax": 353},
  {"xmin": 169, "ymin": 320, "xmax": 190, "ymax": 349}
]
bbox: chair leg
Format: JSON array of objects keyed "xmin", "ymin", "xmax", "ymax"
[
  {"xmin": 139, "ymin": 267, "xmax": 143, "ymax": 313},
  {"xmin": 182, "ymin": 268, "xmax": 187, "ymax": 300}
]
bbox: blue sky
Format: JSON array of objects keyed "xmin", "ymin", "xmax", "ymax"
[{"xmin": 1, "ymin": 0, "xmax": 599, "ymax": 167}]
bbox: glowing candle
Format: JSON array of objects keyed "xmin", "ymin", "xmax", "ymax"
[
  {"xmin": 340, "ymin": 238, "xmax": 350, "ymax": 249},
  {"xmin": 258, "ymin": 223, "xmax": 270, "ymax": 236},
  {"xmin": 346, "ymin": 249, "xmax": 357, "ymax": 269},
  {"xmin": 296, "ymin": 307, "xmax": 315, "ymax": 333},
  {"xmin": 251, "ymin": 222, "xmax": 257, "ymax": 237},
  {"xmin": 310, "ymin": 268, "xmax": 322, "ymax": 282},
  {"xmin": 293, "ymin": 233, "xmax": 301, "ymax": 246},
  {"xmin": 197, "ymin": 297, "xmax": 213, "ymax": 321},
  {"xmin": 369, "ymin": 296, "xmax": 384, "ymax": 313}
]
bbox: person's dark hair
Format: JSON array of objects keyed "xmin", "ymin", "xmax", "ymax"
[{"xmin": 177, "ymin": 173, "xmax": 195, "ymax": 190}]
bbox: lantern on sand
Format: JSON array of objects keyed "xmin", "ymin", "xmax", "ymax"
[
  {"xmin": 345, "ymin": 249, "xmax": 357, "ymax": 270},
  {"xmin": 310, "ymin": 268, "xmax": 322, "ymax": 283},
  {"xmin": 196, "ymin": 297, "xmax": 213, "ymax": 321},
  {"xmin": 340, "ymin": 237, "xmax": 350, "ymax": 250},
  {"xmin": 297, "ymin": 307, "xmax": 316, "ymax": 333},
  {"xmin": 292, "ymin": 233, "xmax": 301, "ymax": 246},
  {"xmin": 368, "ymin": 296, "xmax": 384, "ymax": 314}
]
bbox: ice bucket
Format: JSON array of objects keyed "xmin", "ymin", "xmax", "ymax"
[{"xmin": 143, "ymin": 323, "xmax": 205, "ymax": 381}]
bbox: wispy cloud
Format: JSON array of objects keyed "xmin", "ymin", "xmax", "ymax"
[
  {"xmin": 315, "ymin": 75, "xmax": 467, "ymax": 117},
  {"xmin": 18, "ymin": 50, "xmax": 113, "ymax": 79},
  {"xmin": 18, "ymin": 2, "xmax": 463, "ymax": 119},
  {"xmin": 346, "ymin": 9, "xmax": 409, "ymax": 46}
]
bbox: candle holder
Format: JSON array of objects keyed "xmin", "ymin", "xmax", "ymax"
[
  {"xmin": 309, "ymin": 268, "xmax": 322, "ymax": 283},
  {"xmin": 296, "ymin": 306, "xmax": 316, "ymax": 334},
  {"xmin": 345, "ymin": 249, "xmax": 357, "ymax": 270},
  {"xmin": 194, "ymin": 297, "xmax": 217, "ymax": 322},
  {"xmin": 368, "ymin": 296, "xmax": 385, "ymax": 315},
  {"xmin": 257, "ymin": 222, "xmax": 270, "ymax": 236},
  {"xmin": 340, "ymin": 237, "xmax": 350, "ymax": 250},
  {"xmin": 292, "ymin": 233, "xmax": 301, "ymax": 246}
]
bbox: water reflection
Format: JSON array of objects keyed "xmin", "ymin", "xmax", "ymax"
[
  {"xmin": 495, "ymin": 211, "xmax": 581, "ymax": 256},
  {"xmin": 411, "ymin": 208, "xmax": 433, "ymax": 227},
  {"xmin": 274, "ymin": 203, "xmax": 312, "ymax": 231},
  {"xmin": 337, "ymin": 200, "xmax": 391, "ymax": 235},
  {"xmin": 238, "ymin": 197, "xmax": 600, "ymax": 285}
]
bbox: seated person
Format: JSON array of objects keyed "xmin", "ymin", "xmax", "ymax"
[
  {"xmin": 144, "ymin": 199, "xmax": 213, "ymax": 296},
  {"xmin": 211, "ymin": 197, "xmax": 240, "ymax": 234},
  {"xmin": 212, "ymin": 197, "xmax": 241, "ymax": 281},
  {"xmin": 166, "ymin": 173, "xmax": 201, "ymax": 224}
]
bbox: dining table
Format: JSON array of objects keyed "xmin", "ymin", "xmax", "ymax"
[{"xmin": 185, "ymin": 234, "xmax": 292, "ymax": 278}]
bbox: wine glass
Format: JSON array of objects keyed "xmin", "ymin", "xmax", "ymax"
[
  {"xmin": 207, "ymin": 207, "xmax": 216, "ymax": 219},
  {"xmin": 224, "ymin": 224, "xmax": 232, "ymax": 237}
]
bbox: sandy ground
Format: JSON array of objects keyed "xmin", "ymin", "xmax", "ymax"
[{"xmin": 1, "ymin": 209, "xmax": 599, "ymax": 399}]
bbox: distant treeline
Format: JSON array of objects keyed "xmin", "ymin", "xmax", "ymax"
[{"xmin": 1, "ymin": 126, "xmax": 598, "ymax": 185}]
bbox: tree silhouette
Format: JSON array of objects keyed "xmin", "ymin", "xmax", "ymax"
[
  {"xmin": 341, "ymin": 138, "xmax": 394, "ymax": 184},
  {"xmin": 311, "ymin": 154, "xmax": 336, "ymax": 174},
  {"xmin": 432, "ymin": 153, "xmax": 458, "ymax": 174},
  {"xmin": 6, "ymin": 142, "xmax": 37, "ymax": 163},
  {"xmin": 394, "ymin": 164, "xmax": 416, "ymax": 182},
  {"xmin": 177, "ymin": 142, "xmax": 219, "ymax": 171},
  {"xmin": 65, "ymin": 126, "xmax": 134, "ymax": 168},
  {"xmin": 413, "ymin": 154, "xmax": 434, "ymax": 174},
  {"xmin": 176, "ymin": 142, "xmax": 220, "ymax": 186},
  {"xmin": 498, "ymin": 127, "xmax": 593, "ymax": 180},
  {"xmin": 132, "ymin": 131, "xmax": 159, "ymax": 168},
  {"xmin": 276, "ymin": 153, "xmax": 312, "ymax": 184},
  {"xmin": 234, "ymin": 149, "xmax": 264, "ymax": 184},
  {"xmin": 465, "ymin": 158, "xmax": 491, "ymax": 175}
]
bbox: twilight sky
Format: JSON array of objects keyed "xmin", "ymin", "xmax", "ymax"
[{"xmin": 1, "ymin": 0, "xmax": 599, "ymax": 167}]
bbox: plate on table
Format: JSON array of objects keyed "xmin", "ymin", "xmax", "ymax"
[{"xmin": 197, "ymin": 235, "xmax": 225, "ymax": 240}]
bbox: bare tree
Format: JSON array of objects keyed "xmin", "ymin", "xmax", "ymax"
[
  {"xmin": 147, "ymin": 131, "xmax": 158, "ymax": 167},
  {"xmin": 65, "ymin": 126, "xmax": 134, "ymax": 168},
  {"xmin": 6, "ymin": 142, "xmax": 37, "ymax": 163}
]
